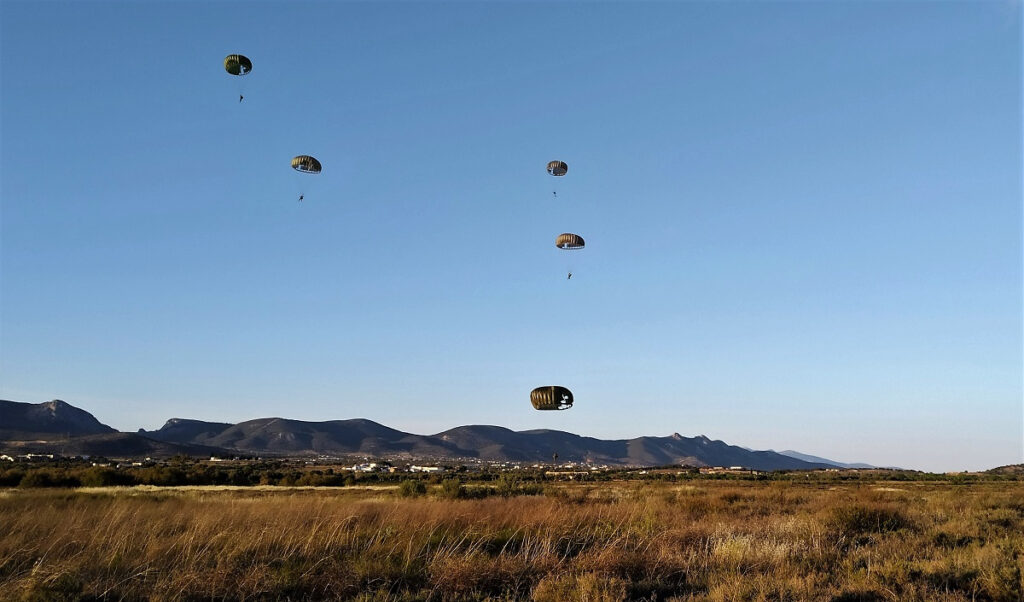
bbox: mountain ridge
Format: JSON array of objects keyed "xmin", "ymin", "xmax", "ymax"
[
  {"xmin": 0, "ymin": 399, "xmax": 117, "ymax": 439},
  {"xmin": 776, "ymin": 449, "xmax": 875, "ymax": 469},
  {"xmin": 3, "ymin": 399, "xmax": 862, "ymax": 469}
]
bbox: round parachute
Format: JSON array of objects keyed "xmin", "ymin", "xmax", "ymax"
[
  {"xmin": 224, "ymin": 54, "xmax": 252, "ymax": 76},
  {"xmin": 556, "ymin": 233, "xmax": 585, "ymax": 250},
  {"xmin": 547, "ymin": 161, "xmax": 568, "ymax": 177},
  {"xmin": 531, "ymin": 386, "xmax": 574, "ymax": 411},
  {"xmin": 291, "ymin": 155, "xmax": 322, "ymax": 174}
]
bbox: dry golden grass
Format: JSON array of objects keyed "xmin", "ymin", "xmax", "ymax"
[{"xmin": 1, "ymin": 481, "xmax": 1022, "ymax": 600}]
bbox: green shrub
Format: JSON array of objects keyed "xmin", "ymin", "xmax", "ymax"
[
  {"xmin": 399, "ymin": 479, "xmax": 427, "ymax": 498},
  {"xmin": 19, "ymin": 469, "xmax": 80, "ymax": 488},
  {"xmin": 494, "ymin": 473, "xmax": 543, "ymax": 497},
  {"xmin": 437, "ymin": 478, "xmax": 465, "ymax": 499},
  {"xmin": 79, "ymin": 467, "xmax": 135, "ymax": 487}
]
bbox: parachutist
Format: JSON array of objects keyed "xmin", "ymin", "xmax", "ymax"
[
  {"xmin": 291, "ymin": 157, "xmax": 320, "ymax": 202},
  {"xmin": 553, "ymin": 191, "xmax": 557, "ymax": 197},
  {"xmin": 225, "ymin": 56, "xmax": 252, "ymax": 103},
  {"xmin": 567, "ymin": 272, "xmax": 572, "ymax": 280}
]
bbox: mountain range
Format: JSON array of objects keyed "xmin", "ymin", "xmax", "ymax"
[{"xmin": 1, "ymin": 399, "xmax": 864, "ymax": 470}]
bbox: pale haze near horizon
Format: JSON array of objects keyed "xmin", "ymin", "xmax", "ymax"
[{"xmin": 1, "ymin": 1, "xmax": 1020, "ymax": 472}]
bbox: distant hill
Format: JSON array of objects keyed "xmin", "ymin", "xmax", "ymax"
[
  {"xmin": 435, "ymin": 425, "xmax": 625, "ymax": 463},
  {"xmin": 0, "ymin": 399, "xmax": 116, "ymax": 439},
  {"xmin": 2, "ymin": 432, "xmax": 226, "ymax": 458},
  {"xmin": 432, "ymin": 427, "xmax": 827, "ymax": 470},
  {"xmin": 143, "ymin": 417, "xmax": 467, "ymax": 458},
  {"xmin": 140, "ymin": 418, "xmax": 233, "ymax": 445},
  {"xmin": 3, "ymin": 399, "xmax": 853, "ymax": 469},
  {"xmin": 776, "ymin": 450, "xmax": 875, "ymax": 469},
  {"xmin": 986, "ymin": 464, "xmax": 1024, "ymax": 475}
]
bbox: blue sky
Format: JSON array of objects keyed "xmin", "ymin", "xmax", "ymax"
[{"xmin": 1, "ymin": 1, "xmax": 1020, "ymax": 472}]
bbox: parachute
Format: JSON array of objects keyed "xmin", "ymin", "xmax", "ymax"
[
  {"xmin": 531, "ymin": 386, "xmax": 574, "ymax": 411},
  {"xmin": 556, "ymin": 233, "xmax": 585, "ymax": 250},
  {"xmin": 224, "ymin": 54, "xmax": 252, "ymax": 76},
  {"xmin": 291, "ymin": 155, "xmax": 322, "ymax": 174},
  {"xmin": 546, "ymin": 161, "xmax": 568, "ymax": 177}
]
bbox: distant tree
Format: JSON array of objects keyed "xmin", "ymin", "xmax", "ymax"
[{"xmin": 79, "ymin": 467, "xmax": 134, "ymax": 487}]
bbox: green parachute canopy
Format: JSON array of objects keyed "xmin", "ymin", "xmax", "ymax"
[
  {"xmin": 556, "ymin": 233, "xmax": 585, "ymax": 250},
  {"xmin": 547, "ymin": 160, "xmax": 568, "ymax": 177},
  {"xmin": 531, "ymin": 386, "xmax": 574, "ymax": 411},
  {"xmin": 224, "ymin": 54, "xmax": 252, "ymax": 76},
  {"xmin": 291, "ymin": 155, "xmax": 322, "ymax": 174}
]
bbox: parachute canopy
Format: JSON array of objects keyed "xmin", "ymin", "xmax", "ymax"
[
  {"xmin": 224, "ymin": 54, "xmax": 252, "ymax": 76},
  {"xmin": 531, "ymin": 386, "xmax": 574, "ymax": 411},
  {"xmin": 547, "ymin": 161, "xmax": 568, "ymax": 177},
  {"xmin": 556, "ymin": 233, "xmax": 585, "ymax": 250},
  {"xmin": 291, "ymin": 155, "xmax": 322, "ymax": 174}
]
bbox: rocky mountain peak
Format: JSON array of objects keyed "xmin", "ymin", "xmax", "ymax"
[{"xmin": 42, "ymin": 399, "xmax": 70, "ymax": 413}]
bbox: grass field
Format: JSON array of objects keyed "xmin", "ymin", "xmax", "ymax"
[{"xmin": 1, "ymin": 480, "xmax": 1022, "ymax": 601}]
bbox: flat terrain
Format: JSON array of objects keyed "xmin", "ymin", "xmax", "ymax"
[{"xmin": 2, "ymin": 480, "xmax": 1022, "ymax": 601}]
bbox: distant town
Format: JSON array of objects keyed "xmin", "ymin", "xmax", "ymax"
[{"xmin": 1, "ymin": 451, "xmax": 1010, "ymax": 491}]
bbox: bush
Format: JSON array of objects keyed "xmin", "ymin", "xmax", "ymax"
[
  {"xmin": 399, "ymin": 479, "xmax": 427, "ymax": 498},
  {"xmin": 19, "ymin": 469, "xmax": 80, "ymax": 488},
  {"xmin": 0, "ymin": 469, "xmax": 26, "ymax": 487},
  {"xmin": 79, "ymin": 467, "xmax": 135, "ymax": 487},
  {"xmin": 136, "ymin": 466, "xmax": 188, "ymax": 486},
  {"xmin": 437, "ymin": 478, "xmax": 465, "ymax": 499},
  {"xmin": 495, "ymin": 474, "xmax": 515, "ymax": 497},
  {"xmin": 294, "ymin": 472, "xmax": 347, "ymax": 487},
  {"xmin": 495, "ymin": 474, "xmax": 542, "ymax": 497},
  {"xmin": 828, "ymin": 505, "xmax": 914, "ymax": 538}
]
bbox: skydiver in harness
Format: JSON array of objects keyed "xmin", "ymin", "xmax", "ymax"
[
  {"xmin": 239, "ymin": 94, "xmax": 244, "ymax": 103},
  {"xmin": 299, "ymin": 194, "xmax": 304, "ymax": 202},
  {"xmin": 567, "ymin": 272, "xmax": 572, "ymax": 280}
]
